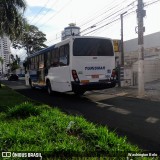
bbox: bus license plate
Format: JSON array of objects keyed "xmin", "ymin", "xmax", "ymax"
[{"xmin": 92, "ymin": 75, "xmax": 99, "ymax": 78}]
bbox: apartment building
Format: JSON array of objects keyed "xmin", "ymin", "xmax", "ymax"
[{"xmin": 0, "ymin": 36, "xmax": 11, "ymax": 75}]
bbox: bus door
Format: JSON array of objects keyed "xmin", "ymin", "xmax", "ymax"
[
  {"xmin": 51, "ymin": 44, "xmax": 71, "ymax": 92},
  {"xmin": 38, "ymin": 54, "xmax": 45, "ymax": 86}
]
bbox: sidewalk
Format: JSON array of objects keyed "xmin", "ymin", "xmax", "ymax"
[{"xmin": 110, "ymin": 80, "xmax": 160, "ymax": 101}]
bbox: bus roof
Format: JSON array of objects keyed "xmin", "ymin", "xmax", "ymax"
[
  {"xmin": 27, "ymin": 36, "xmax": 112, "ymax": 59},
  {"xmin": 27, "ymin": 44, "xmax": 56, "ymax": 59}
]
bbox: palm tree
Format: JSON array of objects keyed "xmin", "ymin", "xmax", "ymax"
[{"xmin": 0, "ymin": 0, "xmax": 26, "ymax": 40}]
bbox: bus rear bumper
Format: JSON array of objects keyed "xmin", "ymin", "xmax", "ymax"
[{"xmin": 71, "ymin": 80, "xmax": 116, "ymax": 92}]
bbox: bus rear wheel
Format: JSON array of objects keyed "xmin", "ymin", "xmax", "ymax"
[{"xmin": 47, "ymin": 81, "xmax": 52, "ymax": 95}]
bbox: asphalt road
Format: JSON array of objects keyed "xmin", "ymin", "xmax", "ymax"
[{"xmin": 2, "ymin": 80, "xmax": 160, "ymax": 153}]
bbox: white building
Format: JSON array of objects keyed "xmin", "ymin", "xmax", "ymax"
[
  {"xmin": 61, "ymin": 23, "xmax": 80, "ymax": 41},
  {"xmin": 0, "ymin": 36, "xmax": 11, "ymax": 75}
]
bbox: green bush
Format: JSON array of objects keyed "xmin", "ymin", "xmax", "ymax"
[{"xmin": 7, "ymin": 102, "xmax": 41, "ymax": 119}]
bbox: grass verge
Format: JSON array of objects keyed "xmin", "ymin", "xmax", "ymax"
[{"xmin": 0, "ymin": 85, "xmax": 157, "ymax": 159}]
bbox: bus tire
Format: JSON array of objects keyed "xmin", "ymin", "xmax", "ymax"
[
  {"xmin": 74, "ymin": 90, "xmax": 85, "ymax": 96},
  {"xmin": 47, "ymin": 81, "xmax": 53, "ymax": 95},
  {"xmin": 29, "ymin": 79, "xmax": 35, "ymax": 89}
]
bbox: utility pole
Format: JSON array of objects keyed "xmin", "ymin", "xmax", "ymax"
[
  {"xmin": 118, "ymin": 12, "xmax": 127, "ymax": 87},
  {"xmin": 137, "ymin": 0, "xmax": 146, "ymax": 97},
  {"xmin": 120, "ymin": 12, "xmax": 127, "ymax": 66}
]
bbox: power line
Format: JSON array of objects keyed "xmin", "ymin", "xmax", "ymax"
[
  {"xmin": 83, "ymin": 18, "xmax": 120, "ymax": 36},
  {"xmin": 77, "ymin": 1, "xmax": 117, "ymax": 25},
  {"xmin": 78, "ymin": 0, "xmax": 121, "ymax": 27},
  {"xmin": 29, "ymin": 0, "xmax": 50, "ymax": 24},
  {"xmin": 42, "ymin": 0, "xmax": 136, "ymax": 47},
  {"xmin": 45, "ymin": 35, "xmax": 61, "ymax": 45},
  {"xmin": 32, "ymin": 0, "xmax": 59, "ymax": 25},
  {"xmin": 45, "ymin": 1, "xmax": 125, "ymax": 44},
  {"xmin": 83, "ymin": 0, "xmax": 159, "ymax": 36},
  {"xmin": 79, "ymin": 0, "xmax": 133, "ymax": 28},
  {"xmin": 82, "ymin": 6, "xmax": 137, "ymax": 36},
  {"xmin": 45, "ymin": 0, "xmax": 123, "ymax": 44},
  {"xmin": 40, "ymin": 0, "xmax": 134, "ymax": 45},
  {"xmin": 144, "ymin": 0, "xmax": 160, "ymax": 6},
  {"xmin": 94, "ymin": 1, "xmax": 136, "ymax": 26},
  {"xmin": 80, "ymin": 1, "xmax": 137, "ymax": 34},
  {"xmin": 89, "ymin": 10, "xmax": 136, "ymax": 36},
  {"xmin": 39, "ymin": 0, "xmax": 72, "ymax": 28},
  {"xmin": 80, "ymin": 0, "xmax": 136, "ymax": 29}
]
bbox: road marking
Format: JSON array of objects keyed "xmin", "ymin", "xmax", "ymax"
[
  {"xmin": 87, "ymin": 94, "xmax": 116, "ymax": 101},
  {"xmin": 95, "ymin": 102, "xmax": 113, "ymax": 108},
  {"xmin": 145, "ymin": 117, "xmax": 159, "ymax": 124},
  {"xmin": 108, "ymin": 107, "xmax": 131, "ymax": 115},
  {"xmin": 115, "ymin": 92, "xmax": 127, "ymax": 96}
]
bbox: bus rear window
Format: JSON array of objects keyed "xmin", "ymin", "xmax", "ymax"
[{"xmin": 73, "ymin": 38, "xmax": 114, "ymax": 56}]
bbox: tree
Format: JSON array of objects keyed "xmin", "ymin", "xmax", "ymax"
[
  {"xmin": 9, "ymin": 54, "xmax": 20, "ymax": 72},
  {"xmin": 0, "ymin": 0, "xmax": 26, "ymax": 40},
  {"xmin": 13, "ymin": 24, "xmax": 47, "ymax": 55}
]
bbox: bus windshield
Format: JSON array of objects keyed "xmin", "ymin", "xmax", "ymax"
[{"xmin": 73, "ymin": 38, "xmax": 114, "ymax": 56}]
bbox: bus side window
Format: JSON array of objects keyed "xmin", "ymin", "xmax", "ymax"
[
  {"xmin": 30, "ymin": 58, "xmax": 34, "ymax": 70},
  {"xmin": 35, "ymin": 56, "xmax": 38, "ymax": 69},
  {"xmin": 59, "ymin": 44, "xmax": 69, "ymax": 66},
  {"xmin": 28, "ymin": 59, "xmax": 31, "ymax": 70},
  {"xmin": 39, "ymin": 54, "xmax": 44, "ymax": 69},
  {"xmin": 46, "ymin": 51, "xmax": 51, "ymax": 67},
  {"xmin": 64, "ymin": 44, "xmax": 69, "ymax": 65},
  {"xmin": 52, "ymin": 48, "xmax": 59, "ymax": 67}
]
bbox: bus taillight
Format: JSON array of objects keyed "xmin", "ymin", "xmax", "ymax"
[{"xmin": 72, "ymin": 70, "xmax": 80, "ymax": 82}]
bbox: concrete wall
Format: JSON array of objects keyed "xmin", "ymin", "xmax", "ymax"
[
  {"xmin": 132, "ymin": 59, "xmax": 160, "ymax": 84},
  {"xmin": 123, "ymin": 32, "xmax": 160, "ymax": 86}
]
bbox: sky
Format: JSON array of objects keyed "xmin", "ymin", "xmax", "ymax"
[{"xmin": 12, "ymin": 0, "xmax": 160, "ymax": 59}]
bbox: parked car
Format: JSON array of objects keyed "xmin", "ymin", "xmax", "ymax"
[
  {"xmin": 18, "ymin": 74, "xmax": 25, "ymax": 80},
  {"xmin": 8, "ymin": 74, "xmax": 19, "ymax": 81}
]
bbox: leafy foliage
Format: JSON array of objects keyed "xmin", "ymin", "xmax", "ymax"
[
  {"xmin": 8, "ymin": 54, "xmax": 21, "ymax": 71},
  {"xmin": 7, "ymin": 102, "xmax": 41, "ymax": 119},
  {"xmin": 13, "ymin": 24, "xmax": 47, "ymax": 55},
  {"xmin": 0, "ymin": 1, "xmax": 47, "ymax": 56},
  {"xmin": 0, "ymin": 0, "xmax": 26, "ymax": 40}
]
